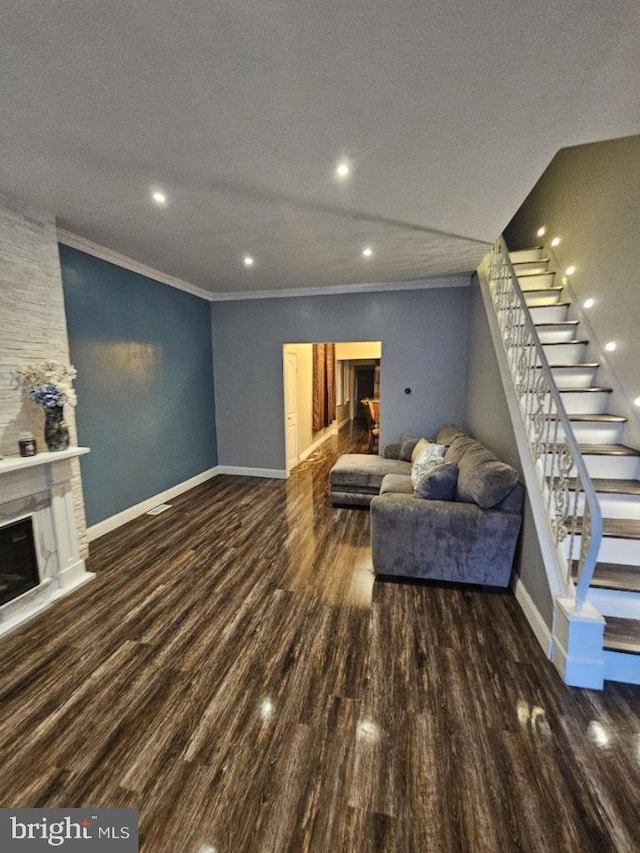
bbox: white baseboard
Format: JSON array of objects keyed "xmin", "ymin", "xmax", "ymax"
[
  {"xmin": 216, "ymin": 466, "xmax": 287, "ymax": 479},
  {"xmin": 87, "ymin": 467, "xmax": 220, "ymax": 540},
  {"xmin": 513, "ymin": 576, "xmax": 553, "ymax": 657},
  {"xmin": 299, "ymin": 427, "xmax": 337, "ymax": 462}
]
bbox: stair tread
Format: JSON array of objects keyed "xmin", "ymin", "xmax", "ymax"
[
  {"xmin": 553, "ymin": 363, "xmax": 600, "ymax": 369},
  {"xmin": 521, "ymin": 285, "xmax": 563, "ymax": 292},
  {"xmin": 557, "ymin": 387, "xmax": 612, "ymax": 393},
  {"xmin": 569, "ymin": 477, "xmax": 640, "ymax": 495},
  {"xmin": 576, "ymin": 516, "xmax": 640, "ymax": 539},
  {"xmin": 517, "ymin": 271, "xmax": 556, "ymax": 279},
  {"xmin": 603, "ymin": 617, "xmax": 640, "ymax": 655},
  {"xmin": 544, "ymin": 413, "xmax": 627, "ymax": 423},
  {"xmin": 594, "ymin": 478, "xmax": 640, "ymax": 493},
  {"xmin": 572, "ymin": 560, "xmax": 640, "ymax": 593},
  {"xmin": 602, "ymin": 518, "xmax": 640, "ymax": 539},
  {"xmin": 529, "ymin": 301, "xmax": 571, "ymax": 307},
  {"xmin": 547, "ymin": 443, "xmax": 639, "ymax": 455},
  {"xmin": 535, "ymin": 363, "xmax": 599, "ymax": 369},
  {"xmin": 574, "ymin": 443, "xmax": 640, "ymax": 456}
]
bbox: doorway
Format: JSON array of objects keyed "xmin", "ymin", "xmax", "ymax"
[
  {"xmin": 284, "ymin": 349, "xmax": 298, "ymax": 473},
  {"xmin": 282, "ymin": 341, "xmax": 382, "ymax": 475}
]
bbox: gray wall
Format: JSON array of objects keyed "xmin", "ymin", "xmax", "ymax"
[
  {"xmin": 464, "ymin": 279, "xmax": 553, "ymax": 626},
  {"xmin": 212, "ymin": 282, "xmax": 471, "ymax": 470},
  {"xmin": 505, "ymin": 135, "xmax": 640, "ymax": 445}
]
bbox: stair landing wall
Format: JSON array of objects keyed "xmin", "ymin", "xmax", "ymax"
[
  {"xmin": 464, "ymin": 276, "xmax": 554, "ymax": 630},
  {"xmin": 504, "ymin": 135, "xmax": 640, "ymax": 449}
]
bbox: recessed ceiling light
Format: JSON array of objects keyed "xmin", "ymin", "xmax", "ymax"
[
  {"xmin": 536, "ymin": 226, "xmax": 546, "ymax": 237},
  {"xmin": 565, "ymin": 265, "xmax": 576, "ymax": 275},
  {"xmin": 243, "ymin": 255, "xmax": 255, "ymax": 268},
  {"xmin": 362, "ymin": 247, "xmax": 373, "ymax": 258},
  {"xmin": 151, "ymin": 189, "xmax": 167, "ymax": 205},
  {"xmin": 551, "ymin": 237, "xmax": 561, "ymax": 247},
  {"xmin": 634, "ymin": 397, "xmax": 640, "ymax": 408},
  {"xmin": 605, "ymin": 341, "xmax": 617, "ymax": 352},
  {"xmin": 583, "ymin": 298, "xmax": 595, "ymax": 309},
  {"xmin": 334, "ymin": 159, "xmax": 351, "ymax": 179}
]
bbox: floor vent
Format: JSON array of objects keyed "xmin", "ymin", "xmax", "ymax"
[{"xmin": 146, "ymin": 504, "xmax": 172, "ymax": 516}]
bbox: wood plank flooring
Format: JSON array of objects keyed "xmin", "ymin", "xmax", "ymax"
[{"xmin": 1, "ymin": 425, "xmax": 639, "ymax": 852}]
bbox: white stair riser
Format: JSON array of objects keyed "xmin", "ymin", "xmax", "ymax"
[
  {"xmin": 542, "ymin": 421, "xmax": 624, "ymax": 444},
  {"xmin": 510, "ymin": 248, "xmax": 543, "ymax": 263},
  {"xmin": 537, "ymin": 327, "xmax": 580, "ymax": 343},
  {"xmin": 528, "ymin": 304, "xmax": 569, "ymax": 323},
  {"xmin": 547, "ymin": 454, "xmax": 640, "ymax": 479},
  {"xmin": 565, "ymin": 534, "xmax": 640, "ymax": 564},
  {"xmin": 588, "ymin": 587, "xmax": 640, "ymax": 619},
  {"xmin": 524, "ymin": 291, "xmax": 562, "ymax": 307},
  {"xmin": 512, "ymin": 261, "xmax": 549, "ymax": 274},
  {"xmin": 583, "ymin": 455, "xmax": 640, "ymax": 479},
  {"xmin": 577, "ymin": 492, "xmax": 640, "ymax": 519},
  {"xmin": 541, "ymin": 342, "xmax": 587, "ymax": 365},
  {"xmin": 518, "ymin": 273, "xmax": 556, "ymax": 288},
  {"xmin": 550, "ymin": 367, "xmax": 599, "ymax": 387},
  {"xmin": 560, "ymin": 391, "xmax": 610, "ymax": 414},
  {"xmin": 603, "ymin": 651, "xmax": 640, "ymax": 686}
]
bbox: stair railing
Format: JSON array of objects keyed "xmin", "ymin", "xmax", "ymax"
[{"xmin": 486, "ymin": 237, "xmax": 602, "ymax": 610}]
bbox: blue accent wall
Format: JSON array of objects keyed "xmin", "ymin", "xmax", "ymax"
[{"xmin": 60, "ymin": 245, "xmax": 217, "ymax": 527}]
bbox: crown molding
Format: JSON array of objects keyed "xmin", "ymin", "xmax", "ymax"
[
  {"xmin": 208, "ymin": 274, "xmax": 471, "ymax": 302},
  {"xmin": 56, "ymin": 229, "xmax": 215, "ymax": 302},
  {"xmin": 56, "ymin": 229, "xmax": 472, "ymax": 303}
]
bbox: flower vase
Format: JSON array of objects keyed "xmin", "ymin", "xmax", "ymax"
[{"xmin": 43, "ymin": 405, "xmax": 70, "ymax": 452}]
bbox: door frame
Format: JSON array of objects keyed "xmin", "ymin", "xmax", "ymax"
[{"xmin": 283, "ymin": 349, "xmax": 299, "ymax": 476}]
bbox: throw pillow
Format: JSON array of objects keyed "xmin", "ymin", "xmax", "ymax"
[
  {"xmin": 411, "ymin": 437, "xmax": 431, "ymax": 463},
  {"xmin": 456, "ymin": 444, "xmax": 519, "ymax": 508},
  {"xmin": 414, "ymin": 461, "xmax": 459, "ymax": 500},
  {"xmin": 399, "ymin": 435, "xmax": 421, "ymax": 462},
  {"xmin": 410, "ymin": 442, "xmax": 446, "ymax": 488}
]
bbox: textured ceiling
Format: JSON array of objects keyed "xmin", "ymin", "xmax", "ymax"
[{"xmin": 1, "ymin": 1, "xmax": 639, "ymax": 295}]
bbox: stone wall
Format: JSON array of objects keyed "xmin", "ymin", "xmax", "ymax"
[{"xmin": 0, "ymin": 194, "xmax": 88, "ymax": 558}]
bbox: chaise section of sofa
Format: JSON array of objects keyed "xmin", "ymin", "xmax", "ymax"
[{"xmin": 329, "ymin": 453, "xmax": 411, "ymax": 506}]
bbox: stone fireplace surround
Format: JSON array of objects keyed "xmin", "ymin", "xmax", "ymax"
[{"xmin": 0, "ymin": 448, "xmax": 94, "ymax": 638}]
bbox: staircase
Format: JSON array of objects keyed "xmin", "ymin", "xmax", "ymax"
[{"xmin": 510, "ymin": 245, "xmax": 640, "ymax": 684}]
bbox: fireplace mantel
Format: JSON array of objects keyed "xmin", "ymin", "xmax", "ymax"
[
  {"xmin": 0, "ymin": 446, "xmax": 93, "ymax": 637},
  {"xmin": 0, "ymin": 446, "xmax": 90, "ymax": 474}
]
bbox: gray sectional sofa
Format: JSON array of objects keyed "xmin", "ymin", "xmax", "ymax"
[{"xmin": 329, "ymin": 424, "xmax": 523, "ymax": 587}]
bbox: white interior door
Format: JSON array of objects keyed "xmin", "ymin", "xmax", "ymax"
[{"xmin": 284, "ymin": 350, "xmax": 298, "ymax": 473}]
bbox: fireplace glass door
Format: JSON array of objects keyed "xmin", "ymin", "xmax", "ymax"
[{"xmin": 0, "ymin": 517, "xmax": 40, "ymax": 606}]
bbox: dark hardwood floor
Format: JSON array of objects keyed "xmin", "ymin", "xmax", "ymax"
[{"xmin": 1, "ymin": 425, "xmax": 639, "ymax": 852}]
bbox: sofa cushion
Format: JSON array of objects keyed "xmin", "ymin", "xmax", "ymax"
[
  {"xmin": 399, "ymin": 435, "xmax": 422, "ymax": 462},
  {"xmin": 435, "ymin": 423, "xmax": 466, "ymax": 447},
  {"xmin": 414, "ymin": 461, "xmax": 458, "ymax": 501},
  {"xmin": 456, "ymin": 444, "xmax": 519, "ymax": 508},
  {"xmin": 411, "ymin": 442, "xmax": 446, "ymax": 488},
  {"xmin": 444, "ymin": 434, "xmax": 477, "ymax": 464},
  {"xmin": 330, "ymin": 454, "xmax": 411, "ymax": 489},
  {"xmin": 380, "ymin": 473, "xmax": 414, "ymax": 495}
]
